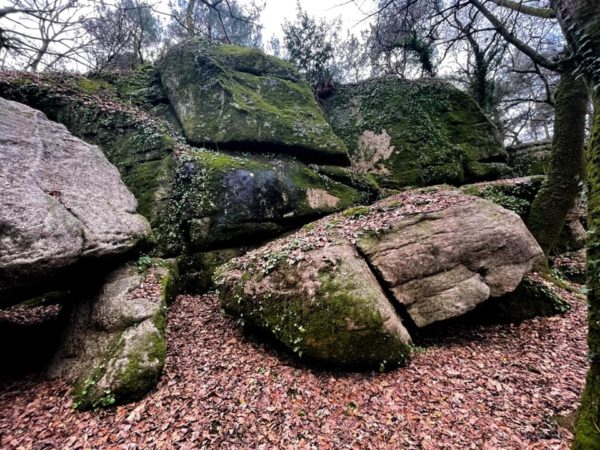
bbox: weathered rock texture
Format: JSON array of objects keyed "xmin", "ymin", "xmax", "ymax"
[
  {"xmin": 158, "ymin": 39, "xmax": 348, "ymax": 163},
  {"xmin": 0, "ymin": 72, "xmax": 360, "ymax": 257},
  {"xmin": 216, "ymin": 187, "xmax": 544, "ymax": 367},
  {"xmin": 325, "ymin": 78, "xmax": 511, "ymax": 188},
  {"xmin": 0, "ymin": 97, "xmax": 150, "ymax": 304},
  {"xmin": 460, "ymin": 176, "xmax": 586, "ymax": 253},
  {"xmin": 48, "ymin": 260, "xmax": 178, "ymax": 410},
  {"xmin": 159, "ymin": 151, "xmax": 360, "ymax": 255},
  {"xmin": 357, "ymin": 198, "xmax": 543, "ymax": 327}
]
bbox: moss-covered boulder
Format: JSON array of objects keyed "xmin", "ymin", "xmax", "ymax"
[
  {"xmin": 157, "ymin": 150, "xmax": 360, "ymax": 255},
  {"xmin": 48, "ymin": 259, "xmax": 178, "ymax": 410},
  {"xmin": 0, "ymin": 72, "xmax": 360, "ymax": 254},
  {"xmin": 324, "ymin": 78, "xmax": 511, "ymax": 188},
  {"xmin": 157, "ymin": 39, "xmax": 348, "ymax": 163},
  {"xmin": 507, "ymin": 141, "xmax": 552, "ymax": 176},
  {"xmin": 215, "ymin": 242, "xmax": 412, "ymax": 368},
  {"xmin": 216, "ymin": 186, "xmax": 543, "ymax": 367}
]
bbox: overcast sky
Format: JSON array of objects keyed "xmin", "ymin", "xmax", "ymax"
[{"xmin": 260, "ymin": 0, "xmax": 376, "ymax": 41}]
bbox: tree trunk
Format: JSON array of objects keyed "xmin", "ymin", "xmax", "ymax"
[
  {"xmin": 185, "ymin": 0, "xmax": 196, "ymax": 37},
  {"xmin": 526, "ymin": 64, "xmax": 588, "ymax": 255},
  {"xmin": 549, "ymin": 1, "xmax": 600, "ymax": 448}
]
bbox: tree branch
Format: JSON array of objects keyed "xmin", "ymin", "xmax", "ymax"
[
  {"xmin": 468, "ymin": 0, "xmax": 560, "ymax": 70},
  {"xmin": 488, "ymin": 0, "xmax": 555, "ymax": 19}
]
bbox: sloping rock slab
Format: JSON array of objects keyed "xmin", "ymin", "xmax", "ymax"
[
  {"xmin": 357, "ymin": 194, "xmax": 543, "ymax": 327},
  {"xmin": 158, "ymin": 39, "xmax": 348, "ymax": 163},
  {"xmin": 158, "ymin": 151, "xmax": 360, "ymax": 254},
  {"xmin": 48, "ymin": 260, "xmax": 178, "ymax": 410},
  {"xmin": 0, "ymin": 97, "xmax": 150, "ymax": 303},
  {"xmin": 216, "ymin": 187, "xmax": 543, "ymax": 367}
]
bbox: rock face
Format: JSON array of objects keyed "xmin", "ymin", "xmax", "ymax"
[
  {"xmin": 216, "ymin": 187, "xmax": 543, "ymax": 366},
  {"xmin": 507, "ymin": 141, "xmax": 552, "ymax": 176},
  {"xmin": 49, "ymin": 260, "xmax": 178, "ymax": 410},
  {"xmin": 325, "ymin": 78, "xmax": 511, "ymax": 188},
  {"xmin": 216, "ymin": 243, "xmax": 412, "ymax": 368},
  {"xmin": 0, "ymin": 97, "xmax": 150, "ymax": 304},
  {"xmin": 0, "ymin": 73, "xmax": 360, "ymax": 258},
  {"xmin": 357, "ymin": 198, "xmax": 543, "ymax": 327},
  {"xmin": 460, "ymin": 176, "xmax": 586, "ymax": 252},
  {"xmin": 158, "ymin": 39, "xmax": 348, "ymax": 163},
  {"xmin": 158, "ymin": 151, "xmax": 360, "ymax": 255}
]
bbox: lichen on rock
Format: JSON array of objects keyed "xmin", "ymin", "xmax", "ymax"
[{"xmin": 49, "ymin": 260, "xmax": 178, "ymax": 410}]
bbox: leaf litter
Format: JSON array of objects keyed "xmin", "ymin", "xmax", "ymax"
[{"xmin": 0, "ymin": 277, "xmax": 589, "ymax": 449}]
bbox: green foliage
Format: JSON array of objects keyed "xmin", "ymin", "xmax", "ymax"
[
  {"xmin": 461, "ymin": 177, "xmax": 544, "ymax": 218},
  {"xmin": 342, "ymin": 206, "xmax": 370, "ymax": 219},
  {"xmin": 136, "ymin": 255, "xmax": 154, "ymax": 272},
  {"xmin": 282, "ymin": 5, "xmax": 338, "ymax": 86}
]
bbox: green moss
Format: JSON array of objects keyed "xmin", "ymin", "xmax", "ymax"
[
  {"xmin": 0, "ymin": 74, "xmax": 179, "ymax": 230},
  {"xmin": 466, "ymin": 276, "xmax": 570, "ymax": 324},
  {"xmin": 117, "ymin": 328, "xmax": 166, "ymax": 400},
  {"xmin": 157, "ymin": 39, "xmax": 348, "ymax": 161},
  {"xmin": 157, "ymin": 150, "xmax": 359, "ymax": 253},
  {"xmin": 76, "ymin": 77, "xmax": 114, "ymax": 94},
  {"xmin": 179, "ymin": 249, "xmax": 244, "ymax": 294},
  {"xmin": 573, "ymin": 92, "xmax": 600, "ymax": 449},
  {"xmin": 460, "ymin": 177, "xmax": 545, "ymax": 218},
  {"xmin": 157, "ymin": 258, "xmax": 180, "ymax": 306},
  {"xmin": 526, "ymin": 67, "xmax": 588, "ymax": 255},
  {"xmin": 219, "ymin": 255, "xmax": 411, "ymax": 368},
  {"xmin": 325, "ymin": 78, "xmax": 510, "ymax": 188},
  {"xmin": 342, "ymin": 206, "xmax": 371, "ymax": 219}
]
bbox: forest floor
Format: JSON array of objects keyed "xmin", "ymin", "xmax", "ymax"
[{"xmin": 0, "ymin": 282, "xmax": 589, "ymax": 450}]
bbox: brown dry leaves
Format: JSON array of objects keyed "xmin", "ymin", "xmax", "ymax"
[{"xmin": 0, "ymin": 285, "xmax": 588, "ymax": 449}]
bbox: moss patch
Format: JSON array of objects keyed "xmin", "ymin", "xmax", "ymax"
[
  {"xmin": 157, "ymin": 39, "xmax": 348, "ymax": 162},
  {"xmin": 325, "ymin": 78, "xmax": 511, "ymax": 188}
]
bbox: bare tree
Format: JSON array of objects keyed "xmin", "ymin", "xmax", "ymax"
[
  {"xmin": 84, "ymin": 0, "xmax": 162, "ymax": 71},
  {"xmin": 165, "ymin": 0, "xmax": 263, "ymax": 47},
  {"xmin": 0, "ymin": 0, "xmax": 92, "ymax": 71}
]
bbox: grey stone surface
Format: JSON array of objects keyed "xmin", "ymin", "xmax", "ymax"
[{"xmin": 0, "ymin": 97, "xmax": 150, "ymax": 302}]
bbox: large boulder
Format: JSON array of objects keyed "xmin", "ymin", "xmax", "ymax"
[
  {"xmin": 216, "ymin": 187, "xmax": 543, "ymax": 366},
  {"xmin": 157, "ymin": 39, "xmax": 348, "ymax": 163},
  {"xmin": 157, "ymin": 150, "xmax": 360, "ymax": 255},
  {"xmin": 0, "ymin": 97, "xmax": 150, "ymax": 305},
  {"xmin": 324, "ymin": 78, "xmax": 511, "ymax": 188},
  {"xmin": 216, "ymin": 243, "xmax": 412, "ymax": 368},
  {"xmin": 48, "ymin": 260, "xmax": 178, "ymax": 410},
  {"xmin": 356, "ymin": 193, "xmax": 543, "ymax": 327},
  {"xmin": 0, "ymin": 73, "xmax": 360, "ymax": 256}
]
